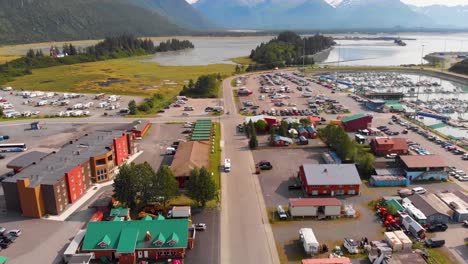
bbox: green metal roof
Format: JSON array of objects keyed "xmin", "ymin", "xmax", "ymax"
[
  {"xmin": 98, "ymin": 234, "xmax": 111, "ymax": 248},
  {"xmin": 156, "ymin": 215, "xmax": 165, "ymax": 221},
  {"xmin": 386, "ymin": 199, "xmax": 404, "ymax": 212},
  {"xmin": 112, "ymin": 217, "xmax": 122, "ymax": 222},
  {"xmin": 0, "ymin": 256, "xmax": 8, "ymax": 264},
  {"xmin": 142, "ymin": 215, "xmax": 153, "ymax": 221},
  {"xmin": 110, "ymin": 207, "xmax": 129, "ymax": 217},
  {"xmin": 82, "ymin": 219, "xmax": 189, "ymax": 251},
  {"xmin": 191, "ymin": 137, "xmax": 211, "ymax": 141},
  {"xmin": 117, "ymin": 228, "xmax": 139, "ymax": 253},
  {"xmin": 342, "ymin": 114, "xmax": 367, "ymax": 123}
]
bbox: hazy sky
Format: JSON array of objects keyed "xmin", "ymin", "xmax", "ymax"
[{"xmin": 186, "ymin": 0, "xmax": 468, "ymax": 6}]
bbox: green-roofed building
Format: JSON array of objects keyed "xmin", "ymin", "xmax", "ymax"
[
  {"xmin": 341, "ymin": 114, "xmax": 373, "ymax": 132},
  {"xmin": 110, "ymin": 207, "xmax": 130, "ymax": 221},
  {"xmin": 81, "ymin": 218, "xmax": 194, "ymax": 263},
  {"xmin": 386, "ymin": 199, "xmax": 405, "ymax": 212},
  {"xmin": 0, "ymin": 256, "xmax": 8, "ymax": 264}
]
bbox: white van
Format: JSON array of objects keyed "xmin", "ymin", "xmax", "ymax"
[
  {"xmin": 166, "ymin": 147, "xmax": 176, "ymax": 155},
  {"xmin": 224, "ymin": 159, "xmax": 231, "ymax": 172},
  {"xmin": 412, "ymin": 187, "xmax": 427, "ymax": 195}
]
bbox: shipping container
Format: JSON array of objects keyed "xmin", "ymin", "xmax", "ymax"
[
  {"xmin": 384, "ymin": 232, "xmax": 403, "ymax": 251},
  {"xmin": 370, "ymin": 176, "xmax": 408, "ymax": 187},
  {"xmin": 393, "ymin": 230, "xmax": 412, "ymax": 250}
]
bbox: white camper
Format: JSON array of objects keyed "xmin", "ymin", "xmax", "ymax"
[{"xmin": 299, "ymin": 228, "xmax": 319, "ymax": 255}]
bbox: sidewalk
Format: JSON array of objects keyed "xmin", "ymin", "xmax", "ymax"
[{"xmin": 44, "ymin": 151, "xmax": 144, "ymax": 221}]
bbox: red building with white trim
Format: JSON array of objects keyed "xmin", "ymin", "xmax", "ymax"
[{"xmin": 298, "ymin": 164, "xmax": 362, "ymax": 196}]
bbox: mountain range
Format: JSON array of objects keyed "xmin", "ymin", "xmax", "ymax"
[
  {"xmin": 193, "ymin": 0, "xmax": 467, "ymax": 29},
  {"xmin": 0, "ymin": 0, "xmax": 467, "ymax": 44},
  {"xmin": 0, "ymin": 0, "xmax": 207, "ymax": 44}
]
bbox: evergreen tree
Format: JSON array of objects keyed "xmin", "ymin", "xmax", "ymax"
[
  {"xmin": 249, "ymin": 121, "xmax": 258, "ymax": 149},
  {"xmin": 128, "ymin": 100, "xmax": 137, "ymax": 115},
  {"xmin": 26, "ymin": 49, "xmax": 35, "ymax": 58},
  {"xmin": 186, "ymin": 167, "xmax": 217, "ymax": 208},
  {"xmin": 62, "ymin": 43, "xmax": 70, "ymax": 55},
  {"xmin": 69, "ymin": 44, "xmax": 77, "ymax": 56}
]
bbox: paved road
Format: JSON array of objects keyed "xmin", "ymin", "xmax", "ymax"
[{"xmin": 220, "ymin": 77, "xmax": 280, "ymax": 264}]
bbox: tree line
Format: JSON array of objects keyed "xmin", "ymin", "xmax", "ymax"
[
  {"xmin": 180, "ymin": 74, "xmax": 222, "ymax": 98},
  {"xmin": 318, "ymin": 124, "xmax": 375, "ymax": 178},
  {"xmin": 113, "ymin": 162, "xmax": 217, "ymax": 211},
  {"xmin": 156, "ymin": 39, "xmax": 194, "ymax": 52},
  {"xmin": 247, "ymin": 31, "xmax": 335, "ymax": 71},
  {"xmin": 449, "ymin": 58, "xmax": 468, "ymax": 76},
  {"xmin": 0, "ymin": 34, "xmax": 194, "ymax": 85}
]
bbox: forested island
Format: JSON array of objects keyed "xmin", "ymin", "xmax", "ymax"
[
  {"xmin": 0, "ymin": 35, "xmax": 194, "ymax": 85},
  {"xmin": 247, "ymin": 31, "xmax": 335, "ymax": 71},
  {"xmin": 449, "ymin": 59, "xmax": 468, "ymax": 76}
]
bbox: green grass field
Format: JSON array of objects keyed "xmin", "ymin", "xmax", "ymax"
[
  {"xmin": 5, "ymin": 56, "xmax": 235, "ymax": 97},
  {"xmin": 230, "ymin": 56, "xmax": 255, "ymax": 65}
]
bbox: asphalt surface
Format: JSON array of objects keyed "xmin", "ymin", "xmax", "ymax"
[{"xmin": 219, "ymin": 77, "xmax": 280, "ymax": 264}]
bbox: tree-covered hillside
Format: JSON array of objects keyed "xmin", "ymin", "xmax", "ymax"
[
  {"xmin": 0, "ymin": 0, "xmax": 186, "ymax": 44},
  {"xmin": 449, "ymin": 59, "xmax": 468, "ymax": 76},
  {"xmin": 248, "ymin": 31, "xmax": 335, "ymax": 70}
]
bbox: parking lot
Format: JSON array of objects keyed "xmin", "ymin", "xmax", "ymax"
[
  {"xmin": 235, "ymin": 72, "xmax": 352, "ymax": 117},
  {"xmin": 0, "ymin": 88, "xmax": 142, "ymax": 118},
  {"xmin": 157, "ymin": 98, "xmax": 223, "ymax": 118}
]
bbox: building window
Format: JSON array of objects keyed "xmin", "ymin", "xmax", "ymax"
[{"xmin": 57, "ymin": 188, "xmax": 60, "ymax": 193}]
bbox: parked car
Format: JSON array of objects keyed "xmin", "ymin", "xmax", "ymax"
[
  {"xmin": 257, "ymin": 160, "xmax": 273, "ymax": 170},
  {"xmin": 6, "ymin": 229, "xmax": 21, "ymax": 237},
  {"xmin": 427, "ymin": 224, "xmax": 448, "ymax": 233},
  {"xmin": 412, "ymin": 187, "xmax": 427, "ymax": 195},
  {"xmin": 398, "ymin": 188, "xmax": 413, "ymax": 197},
  {"xmin": 425, "ymin": 238, "xmax": 445, "ymax": 248},
  {"xmin": 463, "ymin": 220, "xmax": 468, "ymax": 227},
  {"xmin": 182, "ymin": 129, "xmax": 192, "ymax": 134},
  {"xmin": 402, "ymin": 129, "xmax": 408, "ymax": 134},
  {"xmin": 277, "ymin": 205, "xmax": 288, "ymax": 220},
  {"xmin": 288, "ymin": 184, "xmax": 302, "ymax": 190},
  {"xmin": 194, "ymin": 223, "xmax": 206, "ymax": 231},
  {"xmin": 0, "ymin": 227, "xmax": 5, "ymax": 234},
  {"xmin": 386, "ymin": 154, "xmax": 397, "ymax": 159}
]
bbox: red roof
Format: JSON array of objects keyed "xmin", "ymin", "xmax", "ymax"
[
  {"xmin": 301, "ymin": 257, "xmax": 351, "ymax": 264},
  {"xmin": 307, "ymin": 116, "xmax": 321, "ymax": 123},
  {"xmin": 289, "ymin": 198, "xmax": 341, "ymax": 207},
  {"xmin": 374, "ymin": 137, "xmax": 408, "ymax": 150}
]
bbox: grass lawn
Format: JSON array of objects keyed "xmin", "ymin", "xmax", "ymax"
[
  {"xmin": 209, "ymin": 122, "xmax": 222, "ymax": 190},
  {"xmin": 230, "ymin": 56, "xmax": 255, "ymax": 65},
  {"xmin": 6, "ymin": 56, "xmax": 235, "ymax": 97},
  {"xmin": 0, "ymin": 54, "xmax": 21, "ymax": 63}
]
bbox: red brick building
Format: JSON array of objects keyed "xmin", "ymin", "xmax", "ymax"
[
  {"xmin": 341, "ymin": 114, "xmax": 373, "ymax": 132},
  {"xmin": 370, "ymin": 137, "xmax": 409, "ymax": 156},
  {"xmin": 299, "ymin": 164, "xmax": 362, "ymax": 196},
  {"xmin": 2, "ymin": 130, "xmax": 133, "ymax": 218}
]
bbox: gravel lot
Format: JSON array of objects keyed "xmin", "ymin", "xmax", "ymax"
[
  {"xmin": 0, "ymin": 89, "xmax": 143, "ymax": 118},
  {"xmin": 157, "ymin": 98, "xmax": 223, "ymax": 118}
]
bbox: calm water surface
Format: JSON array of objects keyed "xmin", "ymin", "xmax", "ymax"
[{"xmin": 147, "ymin": 33, "xmax": 468, "ymax": 67}]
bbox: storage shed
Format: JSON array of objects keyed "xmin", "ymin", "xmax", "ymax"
[
  {"xmin": 384, "ymin": 232, "xmax": 403, "ymax": 251},
  {"xmin": 289, "ymin": 198, "xmax": 341, "ymax": 218},
  {"xmin": 341, "ymin": 114, "xmax": 373, "ymax": 132}
]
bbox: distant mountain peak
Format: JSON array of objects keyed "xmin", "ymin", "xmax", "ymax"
[{"xmin": 325, "ymin": 0, "xmax": 342, "ymax": 8}]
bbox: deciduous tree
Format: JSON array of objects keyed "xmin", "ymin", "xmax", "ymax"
[{"xmin": 186, "ymin": 167, "xmax": 217, "ymax": 208}]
